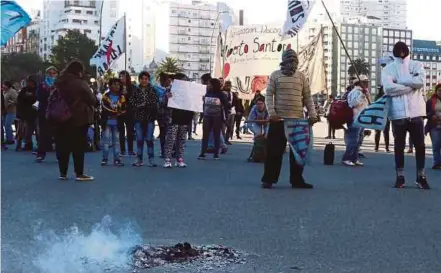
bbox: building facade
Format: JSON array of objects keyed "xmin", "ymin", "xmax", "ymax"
[
  {"xmin": 381, "ymin": 27, "xmax": 412, "ymax": 55},
  {"xmin": 335, "ymin": 23, "xmax": 382, "ymax": 95},
  {"xmin": 145, "ymin": 0, "xmax": 236, "ymax": 81},
  {"xmin": 340, "ymin": 0, "xmax": 407, "ymax": 29},
  {"xmin": 412, "ymin": 40, "xmax": 441, "ymax": 91}
]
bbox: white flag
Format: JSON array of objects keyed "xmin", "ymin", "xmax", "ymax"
[
  {"xmin": 297, "ymin": 28, "xmax": 326, "ymax": 94},
  {"xmin": 280, "ymin": 0, "xmax": 315, "ymax": 40},
  {"xmin": 90, "ymin": 16, "xmax": 126, "ymax": 76},
  {"xmin": 213, "ymin": 33, "xmax": 223, "ymax": 78}
]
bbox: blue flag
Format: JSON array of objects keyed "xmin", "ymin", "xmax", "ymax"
[
  {"xmin": 353, "ymin": 96, "xmax": 389, "ymax": 131},
  {"xmin": 1, "ymin": 0, "xmax": 31, "ymax": 46}
]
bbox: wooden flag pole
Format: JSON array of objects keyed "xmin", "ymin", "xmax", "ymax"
[{"xmin": 124, "ymin": 13, "xmax": 127, "ymax": 72}]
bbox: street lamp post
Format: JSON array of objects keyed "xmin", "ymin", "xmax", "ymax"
[{"xmin": 209, "ymin": 11, "xmax": 229, "ymax": 76}]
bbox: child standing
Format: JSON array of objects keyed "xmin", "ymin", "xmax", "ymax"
[
  {"xmin": 130, "ymin": 71, "xmax": 159, "ymax": 167},
  {"xmin": 100, "ymin": 78, "xmax": 126, "ymax": 166},
  {"xmin": 163, "ymin": 73, "xmax": 194, "ymax": 168}
]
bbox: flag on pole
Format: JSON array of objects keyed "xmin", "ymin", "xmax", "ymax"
[
  {"xmin": 280, "ymin": 0, "xmax": 315, "ymax": 40},
  {"xmin": 297, "ymin": 28, "xmax": 326, "ymax": 94},
  {"xmin": 90, "ymin": 16, "xmax": 126, "ymax": 76},
  {"xmin": 213, "ymin": 34, "xmax": 223, "ymax": 78},
  {"xmin": 1, "ymin": 0, "xmax": 31, "ymax": 46}
]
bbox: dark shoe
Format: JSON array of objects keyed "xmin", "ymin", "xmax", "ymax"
[
  {"xmin": 394, "ymin": 176, "xmax": 406, "ymax": 188},
  {"xmin": 358, "ymin": 153, "xmax": 366, "ymax": 158},
  {"xmin": 213, "ymin": 154, "xmax": 220, "ymax": 160},
  {"xmin": 114, "ymin": 159, "xmax": 124, "ymax": 167},
  {"xmin": 75, "ymin": 174, "xmax": 94, "ymax": 182},
  {"xmin": 132, "ymin": 160, "xmax": 144, "ymax": 167},
  {"xmin": 432, "ymin": 164, "xmax": 441, "ymax": 170},
  {"xmin": 291, "ymin": 182, "xmax": 314, "ymax": 189},
  {"xmin": 36, "ymin": 156, "xmax": 45, "ymax": 163},
  {"xmin": 261, "ymin": 182, "xmax": 273, "ymax": 189},
  {"xmin": 416, "ymin": 176, "xmax": 430, "ymax": 190},
  {"xmin": 197, "ymin": 153, "xmax": 206, "ymax": 160},
  {"xmin": 325, "ymin": 136, "xmax": 331, "ymax": 139},
  {"xmin": 374, "ymin": 149, "xmax": 379, "ymax": 152},
  {"xmin": 101, "ymin": 159, "xmax": 108, "ymax": 166},
  {"xmin": 386, "ymin": 148, "xmax": 391, "ymax": 153},
  {"xmin": 188, "ymin": 137, "xmax": 195, "ymax": 140},
  {"xmin": 23, "ymin": 144, "xmax": 33, "ymax": 151},
  {"xmin": 15, "ymin": 146, "xmax": 22, "ymax": 151},
  {"xmin": 128, "ymin": 151, "xmax": 136, "ymax": 157},
  {"xmin": 226, "ymin": 141, "xmax": 232, "ymax": 145},
  {"xmin": 407, "ymin": 149, "xmax": 413, "ymax": 154},
  {"xmin": 5, "ymin": 140, "xmax": 15, "ymax": 145},
  {"xmin": 236, "ymin": 136, "xmax": 242, "ymax": 140},
  {"xmin": 59, "ymin": 175, "xmax": 68, "ymax": 180},
  {"xmin": 332, "ymin": 136, "xmax": 336, "ymax": 139}
]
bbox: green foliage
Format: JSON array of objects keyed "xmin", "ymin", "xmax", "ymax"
[
  {"xmin": 348, "ymin": 58, "xmax": 370, "ymax": 77},
  {"xmin": 50, "ymin": 29, "xmax": 98, "ymax": 76},
  {"xmin": 1, "ymin": 52, "xmax": 50, "ymax": 83},
  {"xmin": 155, "ymin": 57, "xmax": 183, "ymax": 78}
]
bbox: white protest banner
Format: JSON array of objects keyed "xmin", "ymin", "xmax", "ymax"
[
  {"xmin": 297, "ymin": 28, "xmax": 326, "ymax": 94},
  {"xmin": 222, "ymin": 24, "xmax": 296, "ymax": 78},
  {"xmin": 168, "ymin": 80, "xmax": 206, "ymax": 112},
  {"xmin": 90, "ymin": 16, "xmax": 125, "ymax": 76},
  {"xmin": 280, "ymin": 0, "xmax": 315, "ymax": 39}
]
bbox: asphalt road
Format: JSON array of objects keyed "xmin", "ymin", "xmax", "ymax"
[{"xmin": 1, "ymin": 122, "xmax": 440, "ymax": 273}]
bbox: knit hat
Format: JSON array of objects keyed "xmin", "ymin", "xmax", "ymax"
[
  {"xmin": 45, "ymin": 66, "xmax": 58, "ymax": 74},
  {"xmin": 280, "ymin": 49, "xmax": 299, "ymax": 76}
]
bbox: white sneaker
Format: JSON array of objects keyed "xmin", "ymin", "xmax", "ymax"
[
  {"xmin": 163, "ymin": 160, "xmax": 172, "ymax": 168},
  {"xmin": 354, "ymin": 160, "xmax": 364, "ymax": 166},
  {"xmin": 175, "ymin": 158, "xmax": 187, "ymax": 168},
  {"xmin": 342, "ymin": 160, "xmax": 356, "ymax": 166}
]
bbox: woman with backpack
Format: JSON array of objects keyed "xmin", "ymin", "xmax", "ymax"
[{"xmin": 50, "ymin": 60, "xmax": 96, "ymax": 181}]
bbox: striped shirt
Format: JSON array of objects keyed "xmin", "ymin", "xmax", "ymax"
[{"xmin": 265, "ymin": 70, "xmax": 316, "ymax": 120}]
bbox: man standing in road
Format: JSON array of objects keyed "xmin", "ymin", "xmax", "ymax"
[
  {"xmin": 261, "ymin": 49, "xmax": 318, "ymax": 189},
  {"xmin": 382, "ymin": 41, "xmax": 429, "ymax": 189}
]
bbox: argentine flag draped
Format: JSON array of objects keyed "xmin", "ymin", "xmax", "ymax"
[{"xmin": 1, "ymin": 0, "xmax": 31, "ymax": 46}]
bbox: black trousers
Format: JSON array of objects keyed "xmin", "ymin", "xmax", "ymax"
[
  {"xmin": 392, "ymin": 117, "xmax": 425, "ymax": 172},
  {"xmin": 327, "ymin": 120, "xmax": 336, "ymax": 138},
  {"xmin": 118, "ymin": 115, "xmax": 134, "ymax": 153},
  {"xmin": 235, "ymin": 114, "xmax": 243, "ymax": 136},
  {"xmin": 374, "ymin": 120, "xmax": 390, "ymax": 150},
  {"xmin": 55, "ymin": 124, "xmax": 88, "ymax": 176},
  {"xmin": 159, "ymin": 125, "xmax": 167, "ymax": 155},
  {"xmin": 201, "ymin": 116, "xmax": 222, "ymax": 154},
  {"xmin": 261, "ymin": 121, "xmax": 304, "ymax": 184}
]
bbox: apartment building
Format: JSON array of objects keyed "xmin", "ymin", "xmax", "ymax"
[
  {"xmin": 145, "ymin": 0, "xmax": 236, "ymax": 81},
  {"xmin": 381, "ymin": 28, "xmax": 412, "ymax": 55},
  {"xmin": 340, "ymin": 0, "xmax": 407, "ymax": 29},
  {"xmin": 412, "ymin": 40, "xmax": 441, "ymax": 91}
]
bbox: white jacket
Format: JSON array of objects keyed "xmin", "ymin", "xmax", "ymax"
[
  {"xmin": 381, "ymin": 56, "xmax": 426, "ymax": 120},
  {"xmin": 347, "ymin": 86, "xmax": 369, "ymax": 120}
]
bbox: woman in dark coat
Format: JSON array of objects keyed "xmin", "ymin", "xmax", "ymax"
[
  {"xmin": 53, "ymin": 60, "xmax": 97, "ymax": 181},
  {"xmin": 16, "ymin": 76, "xmax": 38, "ymax": 151},
  {"xmin": 118, "ymin": 70, "xmax": 135, "ymax": 156}
]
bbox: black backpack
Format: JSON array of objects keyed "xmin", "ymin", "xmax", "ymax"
[{"xmin": 324, "ymin": 142, "xmax": 335, "ymax": 165}]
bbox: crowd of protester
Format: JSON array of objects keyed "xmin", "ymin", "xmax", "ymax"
[{"xmin": 2, "ymin": 41, "xmax": 440, "ymax": 190}]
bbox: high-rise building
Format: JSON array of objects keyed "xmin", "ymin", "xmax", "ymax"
[
  {"xmin": 381, "ymin": 27, "xmax": 412, "ymax": 55},
  {"xmin": 144, "ymin": 0, "xmax": 236, "ymax": 81},
  {"xmin": 39, "ymin": 0, "xmax": 118, "ymax": 61},
  {"xmin": 412, "ymin": 40, "xmax": 441, "ymax": 91},
  {"xmin": 335, "ymin": 23, "xmax": 382, "ymax": 95},
  {"xmin": 340, "ymin": 0, "xmax": 407, "ymax": 29}
]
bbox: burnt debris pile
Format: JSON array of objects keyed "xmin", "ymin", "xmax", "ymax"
[{"xmin": 131, "ymin": 242, "xmax": 245, "ymax": 270}]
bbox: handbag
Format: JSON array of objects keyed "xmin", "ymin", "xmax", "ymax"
[{"xmin": 324, "ymin": 142, "xmax": 335, "ymax": 165}]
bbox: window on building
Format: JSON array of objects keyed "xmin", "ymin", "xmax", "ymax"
[
  {"xmin": 372, "ymin": 28, "xmax": 377, "ymax": 35},
  {"xmin": 406, "ymin": 32, "xmax": 411, "ymax": 38},
  {"xmin": 110, "ymin": 1, "xmax": 117, "ymax": 8},
  {"xmin": 426, "ymin": 56, "xmax": 430, "ymax": 60},
  {"xmin": 72, "ymin": 19, "xmax": 81, "ymax": 24},
  {"xmin": 110, "ymin": 10, "xmax": 116, "ymax": 17},
  {"xmin": 364, "ymin": 50, "xmax": 369, "ymax": 56},
  {"xmin": 348, "ymin": 41, "xmax": 353, "ymax": 48},
  {"xmin": 84, "ymin": 29, "xmax": 91, "ymax": 34},
  {"xmin": 394, "ymin": 31, "xmax": 399, "ymax": 36},
  {"xmin": 75, "ymin": 10, "xmax": 81, "ymax": 14},
  {"xmin": 383, "ymin": 37, "xmax": 388, "ymax": 44},
  {"xmin": 348, "ymin": 26, "xmax": 353, "ymax": 32},
  {"xmin": 188, "ymin": 36, "xmax": 191, "ymax": 41},
  {"xmin": 372, "ymin": 65, "xmax": 376, "ymax": 72},
  {"xmin": 188, "ymin": 19, "xmax": 191, "ymax": 23},
  {"xmin": 171, "ymin": 9, "xmax": 177, "ymax": 14},
  {"xmin": 86, "ymin": 10, "xmax": 93, "ymax": 15},
  {"xmin": 433, "ymin": 56, "xmax": 437, "ymax": 61}
]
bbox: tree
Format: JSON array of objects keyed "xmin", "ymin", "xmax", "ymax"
[
  {"xmin": 50, "ymin": 29, "xmax": 98, "ymax": 75},
  {"xmin": 155, "ymin": 57, "xmax": 183, "ymax": 78},
  {"xmin": 348, "ymin": 58, "xmax": 370, "ymax": 77},
  {"xmin": 1, "ymin": 53, "xmax": 49, "ymax": 83}
]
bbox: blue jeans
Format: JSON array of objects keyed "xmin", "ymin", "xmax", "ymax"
[
  {"xmin": 4, "ymin": 113, "xmax": 16, "ymax": 142},
  {"xmin": 101, "ymin": 124, "xmax": 120, "ymax": 161},
  {"xmin": 135, "ymin": 121, "xmax": 155, "ymax": 161},
  {"xmin": 342, "ymin": 123, "xmax": 363, "ymax": 162},
  {"xmin": 430, "ymin": 128, "xmax": 441, "ymax": 166}
]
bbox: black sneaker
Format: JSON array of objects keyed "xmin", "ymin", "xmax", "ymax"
[
  {"xmin": 101, "ymin": 159, "xmax": 108, "ymax": 166},
  {"xmin": 292, "ymin": 182, "xmax": 314, "ymax": 189},
  {"xmin": 36, "ymin": 156, "xmax": 45, "ymax": 163},
  {"xmin": 197, "ymin": 153, "xmax": 206, "ymax": 160},
  {"xmin": 213, "ymin": 154, "xmax": 220, "ymax": 160},
  {"xmin": 114, "ymin": 159, "xmax": 124, "ymax": 167},
  {"xmin": 261, "ymin": 182, "xmax": 273, "ymax": 189},
  {"xmin": 75, "ymin": 174, "xmax": 94, "ymax": 182},
  {"xmin": 394, "ymin": 176, "xmax": 406, "ymax": 188},
  {"xmin": 416, "ymin": 176, "xmax": 430, "ymax": 190},
  {"xmin": 59, "ymin": 175, "xmax": 68, "ymax": 180}
]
